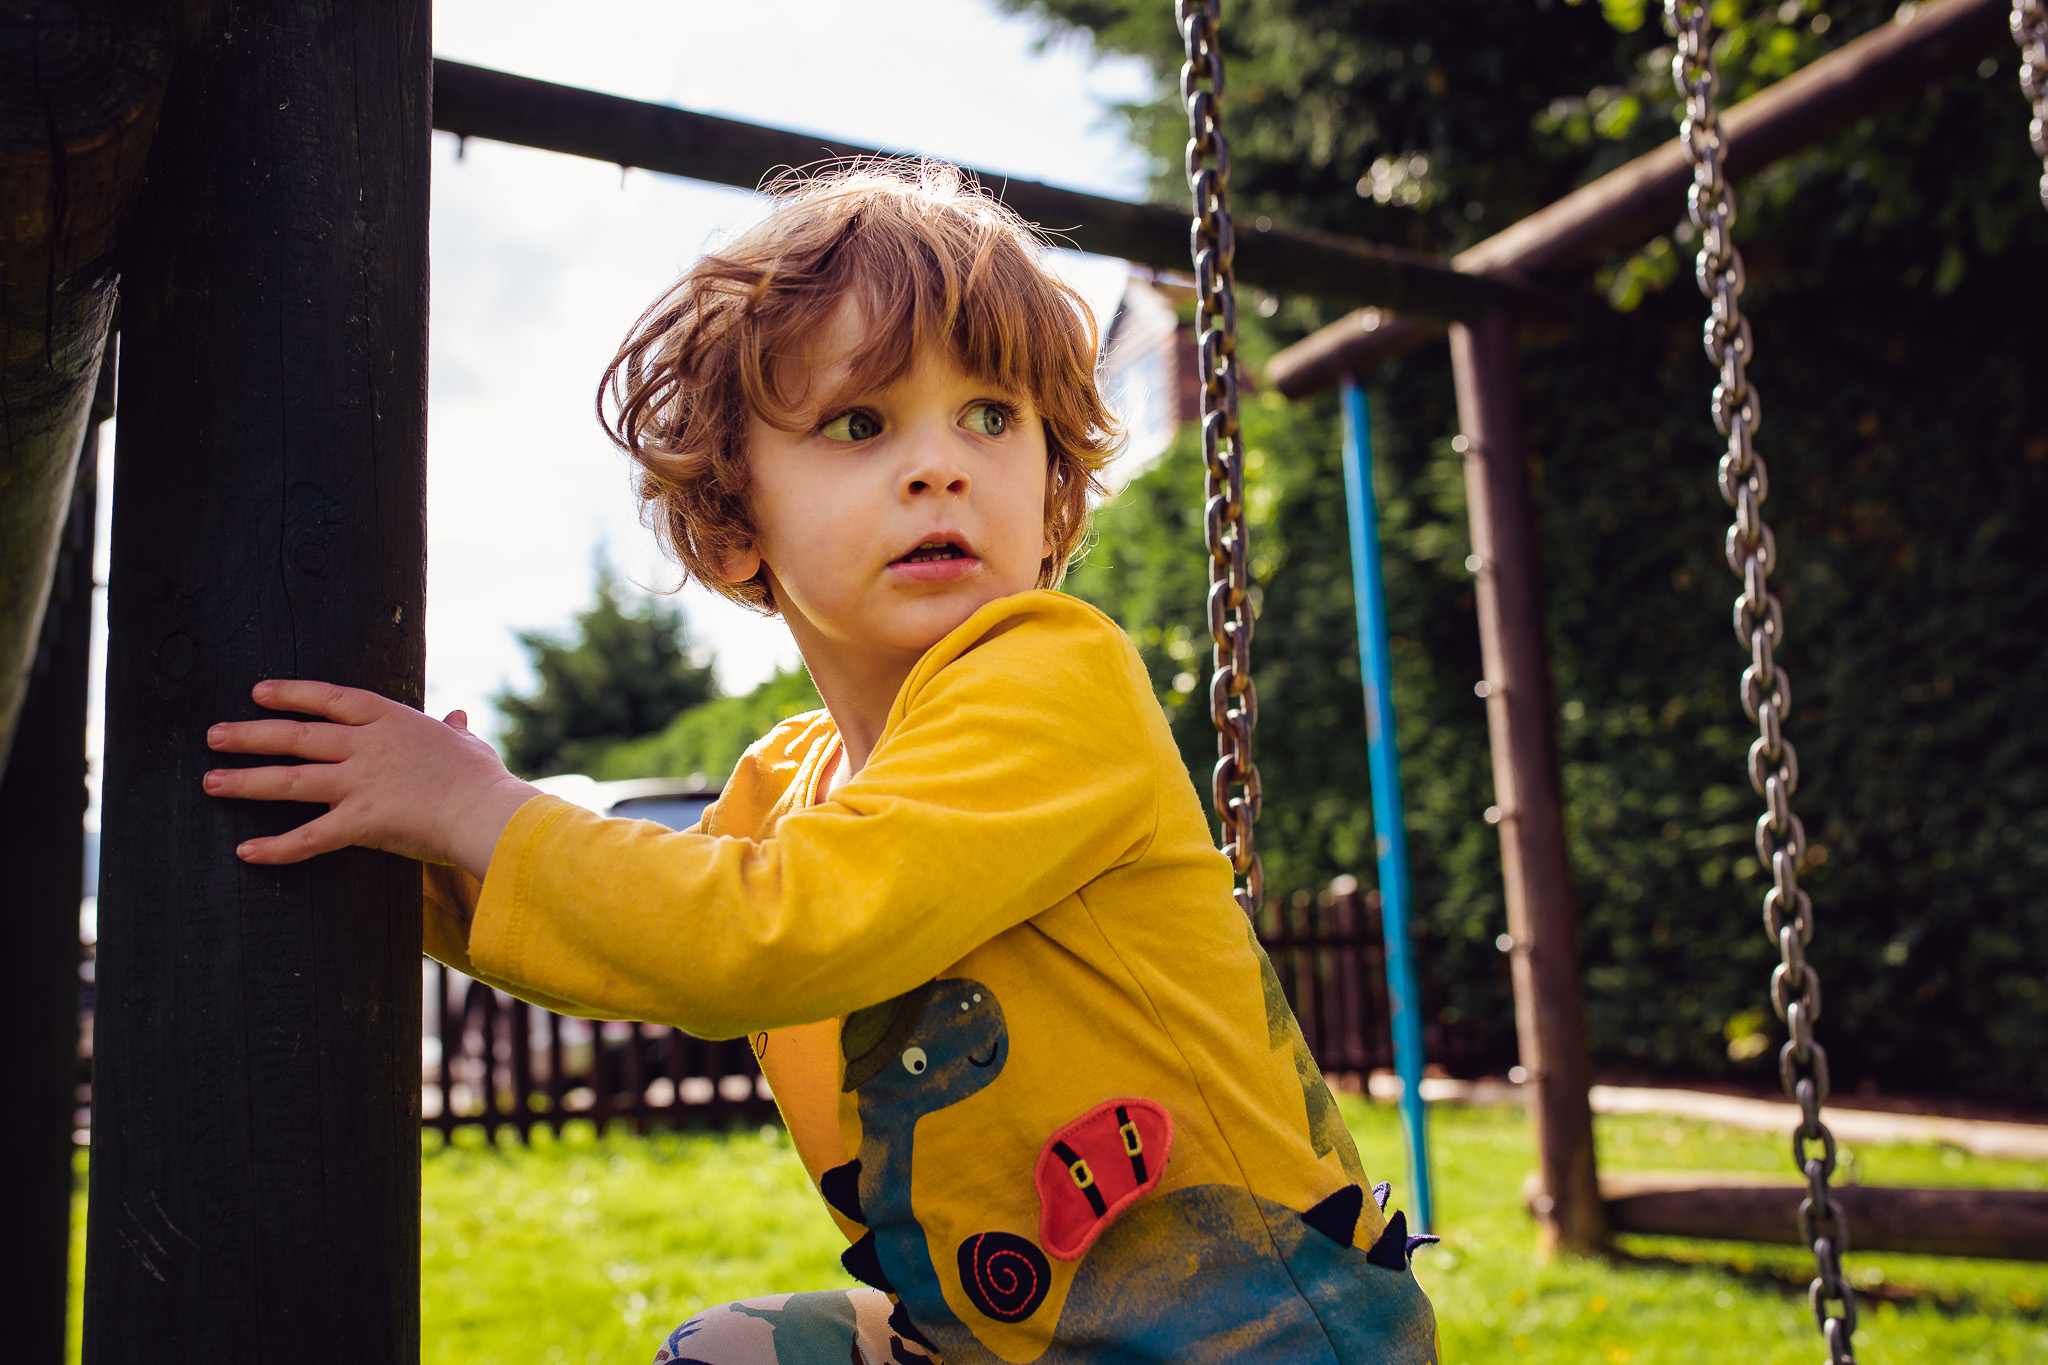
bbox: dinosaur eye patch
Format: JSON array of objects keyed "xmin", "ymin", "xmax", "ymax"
[{"xmin": 841, "ymin": 980, "xmax": 938, "ymax": 1090}]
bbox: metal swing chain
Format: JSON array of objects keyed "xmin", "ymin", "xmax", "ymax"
[
  {"xmin": 1664, "ymin": 6, "xmax": 1856, "ymax": 1362},
  {"xmin": 1179, "ymin": 0, "xmax": 1263, "ymax": 915},
  {"xmin": 2017, "ymin": 0, "xmax": 2048, "ymax": 210}
]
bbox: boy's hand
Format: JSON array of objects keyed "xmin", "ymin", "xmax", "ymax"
[{"xmin": 204, "ymin": 680, "xmax": 540, "ymax": 880}]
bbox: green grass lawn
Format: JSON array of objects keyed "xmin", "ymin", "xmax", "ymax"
[
  {"xmin": 67, "ymin": 1100, "xmax": 2048, "ymax": 1363},
  {"xmin": 1351, "ymin": 1101, "xmax": 2046, "ymax": 1364}
]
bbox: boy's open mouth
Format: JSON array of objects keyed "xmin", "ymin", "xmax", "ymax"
[{"xmin": 894, "ymin": 539, "xmax": 970, "ymax": 565}]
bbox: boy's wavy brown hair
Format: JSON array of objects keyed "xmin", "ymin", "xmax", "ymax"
[{"xmin": 599, "ymin": 160, "xmax": 1120, "ymax": 612}]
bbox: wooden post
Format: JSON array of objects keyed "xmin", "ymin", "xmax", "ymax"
[
  {"xmin": 1448, "ymin": 311, "xmax": 1605, "ymax": 1254},
  {"xmin": 0, "ymin": 4, "xmax": 165, "ymax": 769},
  {"xmin": 0, "ymin": 357, "xmax": 108, "ymax": 1365},
  {"xmin": 83, "ymin": 4, "xmax": 429, "ymax": 1360},
  {"xmin": 1595, "ymin": 1174, "xmax": 2048, "ymax": 1261}
]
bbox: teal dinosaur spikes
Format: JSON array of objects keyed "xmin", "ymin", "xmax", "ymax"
[
  {"xmin": 820, "ymin": 1159, "xmax": 864, "ymax": 1226},
  {"xmin": 1302, "ymin": 1183, "xmax": 1366, "ymax": 1248},
  {"xmin": 1366, "ymin": 1211, "xmax": 1415, "ymax": 1271},
  {"xmin": 841, "ymin": 1231, "xmax": 893, "ymax": 1294}
]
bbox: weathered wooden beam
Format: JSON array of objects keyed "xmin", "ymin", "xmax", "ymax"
[
  {"xmin": 0, "ymin": 3, "xmax": 166, "ymax": 772},
  {"xmin": 1597, "ymin": 1172, "xmax": 2048, "ymax": 1260},
  {"xmin": 0, "ymin": 350, "xmax": 107, "ymax": 1365},
  {"xmin": 1268, "ymin": 0, "xmax": 2011, "ymax": 396},
  {"xmin": 1269, "ymin": 308, "xmax": 1434, "ymax": 400},
  {"xmin": 82, "ymin": 2, "xmax": 428, "ymax": 1360},
  {"xmin": 1459, "ymin": 0, "xmax": 2009, "ymax": 278},
  {"xmin": 1451, "ymin": 312, "xmax": 1605, "ymax": 1256},
  {"xmin": 429, "ymin": 58, "xmax": 1546, "ymax": 324}
]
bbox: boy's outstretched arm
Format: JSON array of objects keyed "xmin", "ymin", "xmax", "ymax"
[{"xmin": 204, "ymin": 679, "xmax": 539, "ymax": 878}]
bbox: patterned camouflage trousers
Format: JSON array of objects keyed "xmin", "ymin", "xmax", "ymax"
[{"xmin": 654, "ymin": 1288, "xmax": 934, "ymax": 1365}]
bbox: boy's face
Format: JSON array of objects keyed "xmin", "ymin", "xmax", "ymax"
[{"xmin": 730, "ymin": 312, "xmax": 1054, "ymax": 678}]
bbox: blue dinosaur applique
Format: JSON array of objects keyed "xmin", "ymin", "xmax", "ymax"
[{"xmin": 821, "ymin": 978, "xmax": 1440, "ymax": 1364}]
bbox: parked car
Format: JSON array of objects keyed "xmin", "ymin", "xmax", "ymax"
[{"xmin": 526, "ymin": 773, "xmax": 722, "ymax": 831}]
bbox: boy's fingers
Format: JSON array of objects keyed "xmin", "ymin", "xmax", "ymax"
[
  {"xmin": 208, "ymin": 718, "xmax": 353, "ymax": 760},
  {"xmin": 250, "ymin": 679, "xmax": 390, "ymax": 725},
  {"xmin": 235, "ymin": 811, "xmax": 353, "ymax": 865},
  {"xmin": 203, "ymin": 761, "xmax": 342, "ymax": 804}
]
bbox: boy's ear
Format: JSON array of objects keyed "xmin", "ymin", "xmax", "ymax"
[{"xmin": 716, "ymin": 543, "xmax": 764, "ymax": 586}]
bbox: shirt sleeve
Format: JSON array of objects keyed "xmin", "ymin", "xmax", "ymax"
[
  {"xmin": 466, "ymin": 595, "xmax": 1161, "ymax": 1038},
  {"xmin": 421, "ymin": 860, "xmax": 634, "ymax": 1021},
  {"xmin": 420, "ymin": 861, "xmax": 478, "ymax": 972}
]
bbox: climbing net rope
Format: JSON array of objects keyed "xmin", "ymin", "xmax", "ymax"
[
  {"xmin": 1178, "ymin": 0, "xmax": 1262, "ymax": 914},
  {"xmin": 2017, "ymin": 0, "xmax": 2048, "ymax": 210},
  {"xmin": 1664, "ymin": 4, "xmax": 1855, "ymax": 1361}
]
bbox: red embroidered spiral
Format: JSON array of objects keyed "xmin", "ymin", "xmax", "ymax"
[{"xmin": 955, "ymin": 1231, "xmax": 1051, "ymax": 1322}]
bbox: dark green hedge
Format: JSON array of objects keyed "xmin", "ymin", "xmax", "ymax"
[{"xmin": 1043, "ymin": 0, "xmax": 2048, "ymax": 1104}]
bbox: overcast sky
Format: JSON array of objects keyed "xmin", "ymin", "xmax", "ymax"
[{"xmin": 420, "ymin": 0, "xmax": 1155, "ymax": 734}]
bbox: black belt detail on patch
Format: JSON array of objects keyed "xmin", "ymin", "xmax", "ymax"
[
  {"xmin": 1115, "ymin": 1104, "xmax": 1148, "ymax": 1185},
  {"xmin": 1051, "ymin": 1139, "xmax": 1109, "ymax": 1218}
]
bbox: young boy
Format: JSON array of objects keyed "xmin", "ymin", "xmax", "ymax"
[{"xmin": 205, "ymin": 163, "xmax": 1440, "ymax": 1365}]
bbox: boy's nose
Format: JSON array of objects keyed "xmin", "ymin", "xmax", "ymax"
[
  {"xmin": 901, "ymin": 436, "xmax": 970, "ymax": 498},
  {"xmin": 905, "ymin": 472, "xmax": 968, "ymax": 496}
]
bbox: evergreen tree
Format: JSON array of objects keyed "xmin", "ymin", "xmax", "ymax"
[
  {"xmin": 495, "ymin": 567, "xmax": 718, "ymax": 778},
  {"xmin": 585, "ymin": 666, "xmax": 825, "ymax": 785}
]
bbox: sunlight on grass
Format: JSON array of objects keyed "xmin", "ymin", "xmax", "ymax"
[
  {"xmin": 65, "ymin": 1104, "xmax": 2048, "ymax": 1364},
  {"xmin": 419, "ymin": 1122, "xmax": 852, "ymax": 1365},
  {"xmin": 67, "ymin": 1149, "xmax": 85, "ymax": 1364},
  {"xmin": 1342, "ymin": 1098, "xmax": 2048, "ymax": 1364}
]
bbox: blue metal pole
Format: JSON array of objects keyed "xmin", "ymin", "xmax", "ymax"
[{"xmin": 1338, "ymin": 376, "xmax": 1433, "ymax": 1233}]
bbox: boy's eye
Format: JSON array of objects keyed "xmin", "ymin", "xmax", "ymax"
[
  {"xmin": 963, "ymin": 403, "xmax": 1009, "ymax": 437},
  {"xmin": 821, "ymin": 410, "xmax": 881, "ymax": 442}
]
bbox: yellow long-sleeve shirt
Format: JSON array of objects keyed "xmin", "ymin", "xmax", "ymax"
[{"xmin": 427, "ymin": 590, "xmax": 1437, "ymax": 1364}]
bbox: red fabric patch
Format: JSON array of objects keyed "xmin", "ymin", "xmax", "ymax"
[{"xmin": 1033, "ymin": 1098, "xmax": 1173, "ymax": 1261}]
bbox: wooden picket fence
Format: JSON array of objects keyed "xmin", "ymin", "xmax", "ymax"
[
  {"xmin": 423, "ymin": 969, "xmax": 776, "ymax": 1138},
  {"xmin": 422, "ymin": 876, "xmax": 1513, "ymax": 1137},
  {"xmin": 1252, "ymin": 876, "xmax": 1512, "ymax": 1089}
]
